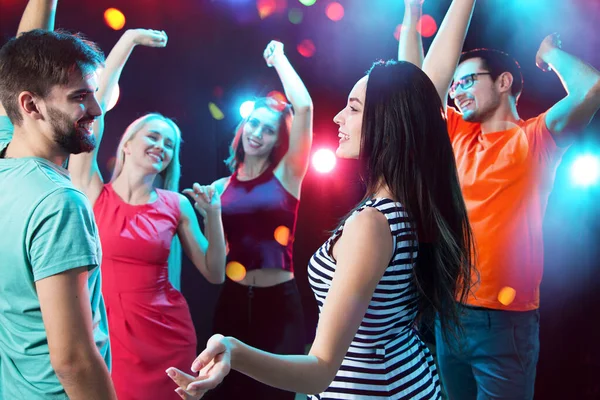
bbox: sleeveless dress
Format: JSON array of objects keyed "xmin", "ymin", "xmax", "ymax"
[
  {"xmin": 308, "ymin": 198, "xmax": 441, "ymax": 399},
  {"xmin": 94, "ymin": 184, "xmax": 197, "ymax": 400}
]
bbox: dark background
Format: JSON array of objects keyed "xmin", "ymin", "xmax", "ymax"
[{"xmin": 2, "ymin": 0, "xmax": 599, "ymax": 398}]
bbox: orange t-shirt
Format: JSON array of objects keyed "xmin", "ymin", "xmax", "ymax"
[{"xmin": 447, "ymin": 107, "xmax": 566, "ymax": 311}]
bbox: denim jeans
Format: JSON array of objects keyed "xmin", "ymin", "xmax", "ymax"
[{"xmin": 435, "ymin": 305, "xmax": 540, "ymax": 400}]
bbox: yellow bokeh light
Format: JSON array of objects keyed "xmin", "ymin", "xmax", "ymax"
[
  {"xmin": 274, "ymin": 226, "xmax": 290, "ymax": 246},
  {"xmin": 498, "ymin": 287, "xmax": 516, "ymax": 306},
  {"xmin": 104, "ymin": 8, "xmax": 126, "ymax": 31},
  {"xmin": 226, "ymin": 261, "xmax": 247, "ymax": 282},
  {"xmin": 208, "ymin": 102, "xmax": 225, "ymax": 120}
]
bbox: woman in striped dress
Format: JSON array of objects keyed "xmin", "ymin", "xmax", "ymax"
[{"xmin": 167, "ymin": 61, "xmax": 474, "ymax": 400}]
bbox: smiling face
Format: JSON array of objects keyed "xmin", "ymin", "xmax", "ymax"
[
  {"xmin": 241, "ymin": 106, "xmax": 281, "ymax": 160},
  {"xmin": 333, "ymin": 75, "xmax": 367, "ymax": 159},
  {"xmin": 123, "ymin": 118, "xmax": 177, "ymax": 173},
  {"xmin": 451, "ymin": 58, "xmax": 502, "ymax": 123},
  {"xmin": 40, "ymin": 71, "xmax": 102, "ymax": 154}
]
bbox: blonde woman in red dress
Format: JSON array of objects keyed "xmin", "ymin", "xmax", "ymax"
[{"xmin": 68, "ymin": 29, "xmax": 227, "ymax": 400}]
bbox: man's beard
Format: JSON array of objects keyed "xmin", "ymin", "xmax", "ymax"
[
  {"xmin": 47, "ymin": 107, "xmax": 96, "ymax": 154},
  {"xmin": 462, "ymin": 94, "xmax": 501, "ymax": 124}
]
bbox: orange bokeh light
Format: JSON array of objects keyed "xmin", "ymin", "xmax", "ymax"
[
  {"xmin": 226, "ymin": 261, "xmax": 247, "ymax": 282},
  {"xmin": 498, "ymin": 287, "xmax": 517, "ymax": 306},
  {"xmin": 274, "ymin": 226, "xmax": 291, "ymax": 246},
  {"xmin": 273, "ymin": 225, "xmax": 290, "ymax": 246},
  {"xmin": 257, "ymin": 0, "xmax": 277, "ymax": 19},
  {"xmin": 104, "ymin": 8, "xmax": 126, "ymax": 31},
  {"xmin": 267, "ymin": 90, "xmax": 288, "ymax": 111}
]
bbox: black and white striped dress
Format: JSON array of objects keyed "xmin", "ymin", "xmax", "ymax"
[{"xmin": 307, "ymin": 198, "xmax": 440, "ymax": 399}]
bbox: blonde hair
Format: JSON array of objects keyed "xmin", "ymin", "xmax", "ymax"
[
  {"xmin": 110, "ymin": 113, "xmax": 184, "ymax": 289},
  {"xmin": 110, "ymin": 113, "xmax": 182, "ymax": 191}
]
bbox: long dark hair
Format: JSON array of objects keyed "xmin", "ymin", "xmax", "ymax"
[
  {"xmin": 225, "ymin": 97, "xmax": 293, "ymax": 173},
  {"xmin": 358, "ymin": 60, "xmax": 474, "ymax": 337}
]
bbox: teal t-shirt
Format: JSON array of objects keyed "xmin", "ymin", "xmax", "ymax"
[
  {"xmin": 0, "ymin": 139, "xmax": 110, "ymax": 399},
  {"xmin": 0, "ymin": 115, "xmax": 12, "ymax": 142}
]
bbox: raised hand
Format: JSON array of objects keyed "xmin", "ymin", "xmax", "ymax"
[
  {"xmin": 166, "ymin": 334, "xmax": 232, "ymax": 395},
  {"xmin": 182, "ymin": 184, "xmax": 221, "ymax": 218},
  {"xmin": 263, "ymin": 40, "xmax": 285, "ymax": 67},
  {"xmin": 536, "ymin": 33, "xmax": 562, "ymax": 72},
  {"xmin": 129, "ymin": 28, "xmax": 168, "ymax": 48}
]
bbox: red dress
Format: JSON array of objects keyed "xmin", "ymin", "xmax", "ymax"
[{"xmin": 94, "ymin": 184, "xmax": 197, "ymax": 400}]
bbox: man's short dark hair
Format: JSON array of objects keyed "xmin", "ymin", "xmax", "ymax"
[
  {"xmin": 0, "ymin": 29, "xmax": 105, "ymax": 124},
  {"xmin": 459, "ymin": 48, "xmax": 523, "ymax": 99}
]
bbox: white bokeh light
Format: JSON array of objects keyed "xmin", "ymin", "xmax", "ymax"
[
  {"xmin": 239, "ymin": 101, "xmax": 255, "ymax": 119},
  {"xmin": 312, "ymin": 149, "xmax": 336, "ymax": 173},
  {"xmin": 571, "ymin": 154, "xmax": 600, "ymax": 187}
]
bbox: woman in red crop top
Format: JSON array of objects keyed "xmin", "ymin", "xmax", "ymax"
[
  {"xmin": 67, "ymin": 29, "xmax": 227, "ymax": 400},
  {"xmin": 197, "ymin": 40, "xmax": 313, "ymax": 400}
]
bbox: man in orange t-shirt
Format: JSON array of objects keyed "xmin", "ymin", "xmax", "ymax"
[
  {"xmin": 398, "ymin": 0, "xmax": 600, "ymax": 398},
  {"xmin": 436, "ymin": 41, "xmax": 600, "ymax": 398}
]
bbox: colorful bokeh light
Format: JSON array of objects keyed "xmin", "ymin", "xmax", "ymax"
[
  {"xmin": 394, "ymin": 24, "xmax": 402, "ymax": 41},
  {"xmin": 104, "ymin": 8, "xmax": 126, "ymax": 31},
  {"xmin": 208, "ymin": 102, "xmax": 225, "ymax": 120},
  {"xmin": 226, "ymin": 261, "xmax": 247, "ymax": 282},
  {"xmin": 274, "ymin": 226, "xmax": 291, "ymax": 246},
  {"xmin": 267, "ymin": 90, "xmax": 287, "ymax": 102},
  {"xmin": 571, "ymin": 154, "xmax": 600, "ymax": 187},
  {"xmin": 325, "ymin": 2, "xmax": 344, "ymax": 22},
  {"xmin": 418, "ymin": 14, "xmax": 437, "ymax": 38},
  {"xmin": 288, "ymin": 8, "xmax": 304, "ymax": 24},
  {"xmin": 213, "ymin": 86, "xmax": 224, "ymax": 99},
  {"xmin": 498, "ymin": 287, "xmax": 517, "ymax": 306},
  {"xmin": 240, "ymin": 100, "xmax": 255, "ymax": 118},
  {"xmin": 297, "ymin": 39, "xmax": 316, "ymax": 58},
  {"xmin": 257, "ymin": 0, "xmax": 277, "ymax": 19},
  {"xmin": 312, "ymin": 148, "xmax": 336, "ymax": 173}
]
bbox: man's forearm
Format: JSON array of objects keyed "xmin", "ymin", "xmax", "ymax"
[
  {"xmin": 543, "ymin": 48, "xmax": 600, "ymax": 98},
  {"xmin": 55, "ymin": 351, "xmax": 117, "ymax": 400}
]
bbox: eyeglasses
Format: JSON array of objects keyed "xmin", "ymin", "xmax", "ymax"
[{"xmin": 449, "ymin": 72, "xmax": 492, "ymax": 98}]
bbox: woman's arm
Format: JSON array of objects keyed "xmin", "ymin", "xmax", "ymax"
[
  {"xmin": 167, "ymin": 208, "xmax": 394, "ymax": 397},
  {"xmin": 67, "ymin": 29, "xmax": 167, "ymax": 205},
  {"xmin": 177, "ymin": 185, "xmax": 227, "ymax": 285},
  {"xmin": 422, "ymin": 0, "xmax": 476, "ymax": 107},
  {"xmin": 17, "ymin": 0, "xmax": 58, "ymax": 35},
  {"xmin": 397, "ymin": 0, "xmax": 424, "ymax": 67},
  {"xmin": 1, "ymin": 0, "xmax": 59, "ymax": 118},
  {"xmin": 267, "ymin": 41, "xmax": 314, "ymax": 197}
]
